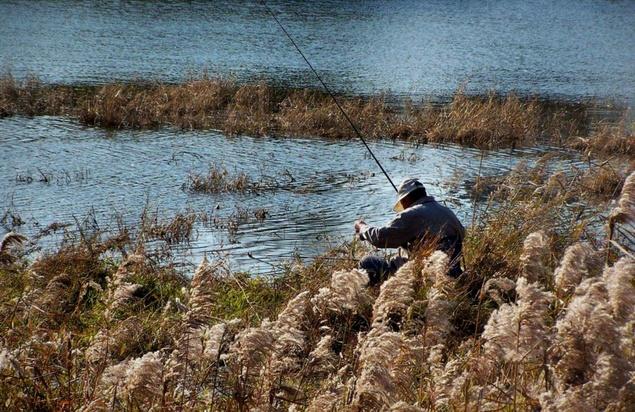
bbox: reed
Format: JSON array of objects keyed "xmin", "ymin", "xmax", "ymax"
[
  {"xmin": 0, "ymin": 169, "xmax": 633, "ymax": 410},
  {"xmin": 1, "ymin": 73, "xmax": 629, "ymax": 152}
]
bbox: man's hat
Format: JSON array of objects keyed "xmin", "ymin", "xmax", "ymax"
[{"xmin": 393, "ymin": 178, "xmax": 425, "ymax": 212}]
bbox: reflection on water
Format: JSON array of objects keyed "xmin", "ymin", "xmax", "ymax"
[
  {"xmin": 0, "ymin": 116, "xmax": 581, "ymax": 272},
  {"xmin": 1, "ymin": 0, "xmax": 634, "ymax": 102}
]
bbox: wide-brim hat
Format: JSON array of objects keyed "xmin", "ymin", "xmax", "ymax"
[{"xmin": 393, "ymin": 178, "xmax": 425, "ymax": 212}]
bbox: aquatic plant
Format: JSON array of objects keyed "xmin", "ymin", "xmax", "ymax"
[{"xmin": 185, "ymin": 163, "xmax": 254, "ymax": 193}]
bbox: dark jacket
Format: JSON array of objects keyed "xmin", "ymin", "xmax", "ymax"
[{"xmin": 359, "ymin": 196, "xmax": 465, "ymax": 274}]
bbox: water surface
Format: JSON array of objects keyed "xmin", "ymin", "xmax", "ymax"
[
  {"xmin": 1, "ymin": 0, "xmax": 633, "ymax": 102},
  {"xmin": 1, "ymin": 116, "xmax": 563, "ymax": 272}
]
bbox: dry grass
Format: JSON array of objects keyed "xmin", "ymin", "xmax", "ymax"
[
  {"xmin": 0, "ymin": 73, "xmax": 78, "ymax": 117},
  {"xmin": 185, "ymin": 163, "xmax": 257, "ymax": 194},
  {"xmin": 570, "ymin": 117, "xmax": 635, "ymax": 156},
  {"xmin": 1, "ymin": 165, "xmax": 633, "ymax": 410},
  {"xmin": 470, "ymin": 155, "xmax": 633, "ymax": 204},
  {"xmin": 1, "ymin": 73, "xmax": 628, "ymax": 152},
  {"xmin": 424, "ymin": 90, "xmax": 543, "ymax": 148}
]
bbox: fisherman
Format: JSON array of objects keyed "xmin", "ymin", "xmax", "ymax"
[{"xmin": 354, "ymin": 178, "xmax": 465, "ymax": 285}]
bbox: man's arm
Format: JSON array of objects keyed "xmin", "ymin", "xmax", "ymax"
[{"xmin": 356, "ymin": 214, "xmax": 415, "ymax": 249}]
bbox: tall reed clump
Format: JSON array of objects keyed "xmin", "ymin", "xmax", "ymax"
[
  {"xmin": 0, "ymin": 170, "xmax": 633, "ymax": 410},
  {"xmin": 0, "ymin": 73, "xmax": 76, "ymax": 117},
  {"xmin": 570, "ymin": 117, "xmax": 635, "ymax": 156},
  {"xmin": 424, "ymin": 90, "xmax": 543, "ymax": 149},
  {"xmin": 3, "ymin": 73, "xmax": 630, "ymax": 153}
]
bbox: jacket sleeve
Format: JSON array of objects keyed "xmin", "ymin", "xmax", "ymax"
[{"xmin": 359, "ymin": 213, "xmax": 416, "ymax": 249}]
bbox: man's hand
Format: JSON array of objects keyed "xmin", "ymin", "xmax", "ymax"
[{"xmin": 354, "ymin": 219, "xmax": 368, "ymax": 234}]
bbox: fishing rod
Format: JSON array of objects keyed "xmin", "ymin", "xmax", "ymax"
[{"xmin": 260, "ymin": 0, "xmax": 398, "ymax": 193}]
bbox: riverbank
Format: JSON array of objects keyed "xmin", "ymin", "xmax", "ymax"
[
  {"xmin": 0, "ymin": 166, "xmax": 632, "ymax": 410},
  {"xmin": 1, "ymin": 74, "xmax": 632, "ymax": 153}
]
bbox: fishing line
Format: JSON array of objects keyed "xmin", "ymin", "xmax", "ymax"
[{"xmin": 260, "ymin": 0, "xmax": 398, "ymax": 193}]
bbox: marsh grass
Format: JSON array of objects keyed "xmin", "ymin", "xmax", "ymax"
[
  {"xmin": 1, "ymin": 73, "xmax": 628, "ymax": 152},
  {"xmin": 570, "ymin": 117, "xmax": 635, "ymax": 156},
  {"xmin": 185, "ymin": 163, "xmax": 260, "ymax": 194},
  {"xmin": 1, "ymin": 166, "xmax": 633, "ymax": 410},
  {"xmin": 469, "ymin": 155, "xmax": 632, "ymax": 205}
]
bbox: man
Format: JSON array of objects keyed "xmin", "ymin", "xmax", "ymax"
[{"xmin": 354, "ymin": 178, "xmax": 465, "ymax": 284}]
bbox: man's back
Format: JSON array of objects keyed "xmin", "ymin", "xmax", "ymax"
[{"xmin": 360, "ymin": 196, "xmax": 465, "ymax": 251}]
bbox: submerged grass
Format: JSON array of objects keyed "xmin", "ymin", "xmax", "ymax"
[
  {"xmin": 1, "ymin": 73, "xmax": 630, "ymax": 152},
  {"xmin": 0, "ymin": 166, "xmax": 633, "ymax": 410},
  {"xmin": 185, "ymin": 163, "xmax": 254, "ymax": 194}
]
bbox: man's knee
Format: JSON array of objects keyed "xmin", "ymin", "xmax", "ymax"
[{"xmin": 358, "ymin": 255, "xmax": 390, "ymax": 286}]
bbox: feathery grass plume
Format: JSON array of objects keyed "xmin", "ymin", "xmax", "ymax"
[
  {"xmin": 254, "ymin": 292, "xmax": 312, "ymax": 408},
  {"xmin": 30, "ymin": 273, "xmax": 73, "ymax": 320},
  {"xmin": 550, "ymin": 277, "xmax": 624, "ymax": 399},
  {"xmin": 270, "ymin": 291, "xmax": 311, "ymax": 376},
  {"xmin": 542, "ymin": 350, "xmax": 632, "ymax": 411},
  {"xmin": 0, "ymin": 231, "xmax": 27, "ymax": 252},
  {"xmin": 202, "ymin": 322, "xmax": 227, "ymax": 361},
  {"xmin": 424, "ymin": 343, "xmax": 448, "ymax": 406},
  {"xmin": 478, "ymin": 276, "xmax": 553, "ymax": 409},
  {"xmin": 123, "ymin": 351, "xmax": 164, "ymax": 405},
  {"xmin": 586, "ymin": 351, "xmax": 632, "ymax": 409},
  {"xmin": 482, "ymin": 277, "xmax": 553, "ymax": 364},
  {"xmin": 92, "ymin": 351, "xmax": 162, "ymax": 409},
  {"xmin": 39, "ymin": 271, "xmax": 72, "ymax": 303},
  {"xmin": 424, "ymin": 288, "xmax": 454, "ymax": 348},
  {"xmin": 421, "ymin": 250, "xmax": 451, "ymax": 287},
  {"xmin": 611, "ymin": 170, "xmax": 635, "ymax": 221},
  {"xmin": 305, "ymin": 366, "xmax": 351, "ymax": 412},
  {"xmin": 187, "ymin": 256, "xmax": 222, "ymax": 327},
  {"xmin": 481, "ymin": 276, "xmax": 516, "ymax": 305},
  {"xmin": 353, "ymin": 330, "xmax": 402, "ymax": 408},
  {"xmin": 311, "ymin": 269, "xmax": 369, "ymax": 315},
  {"xmin": 539, "ymin": 388, "xmax": 592, "ymax": 412},
  {"xmin": 554, "ymin": 242, "xmax": 602, "ymax": 299},
  {"xmin": 251, "ymin": 291, "xmax": 310, "ymax": 406},
  {"xmin": 110, "ymin": 282, "xmax": 142, "ymax": 311},
  {"xmin": 110, "ymin": 253, "xmax": 145, "ymax": 286},
  {"xmin": 101, "ymin": 253, "xmax": 145, "ymax": 318},
  {"xmin": 390, "ymin": 401, "xmax": 424, "ymax": 411},
  {"xmin": 0, "ymin": 343, "xmax": 19, "ymax": 376},
  {"xmin": 307, "ymin": 335, "xmax": 338, "ymax": 377},
  {"xmin": 0, "ymin": 231, "xmax": 27, "ymax": 264},
  {"xmin": 431, "ymin": 354, "xmax": 475, "ymax": 410},
  {"xmin": 165, "ymin": 256, "xmax": 236, "ymax": 405},
  {"xmin": 225, "ymin": 320, "xmax": 276, "ymax": 406},
  {"xmin": 85, "ymin": 316, "xmax": 144, "ymax": 363},
  {"xmin": 602, "ymin": 257, "xmax": 635, "ymax": 324},
  {"xmin": 372, "ymin": 261, "xmax": 416, "ymax": 329},
  {"xmin": 609, "ymin": 170, "xmax": 635, "ymax": 244},
  {"xmin": 519, "ymin": 231, "xmax": 550, "ymax": 284},
  {"xmin": 420, "ymin": 252, "xmax": 455, "ymax": 346},
  {"xmin": 96, "ymin": 359, "xmax": 131, "ymax": 406},
  {"xmin": 601, "ymin": 257, "xmax": 635, "ymax": 383},
  {"xmin": 165, "ymin": 319, "xmax": 239, "ymax": 407},
  {"xmin": 353, "ymin": 327, "xmax": 417, "ymax": 410},
  {"xmin": 608, "ymin": 373, "xmax": 635, "ymax": 411}
]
